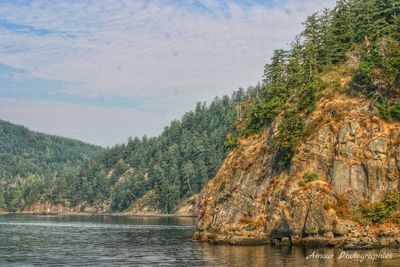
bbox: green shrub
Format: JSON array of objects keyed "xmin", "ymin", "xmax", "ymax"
[
  {"xmin": 354, "ymin": 60, "xmax": 375, "ymax": 87},
  {"xmin": 303, "ymin": 172, "xmax": 319, "ymax": 183},
  {"xmin": 358, "ymin": 201, "xmax": 391, "ymax": 224},
  {"xmin": 224, "ymin": 133, "xmax": 238, "ymax": 150},
  {"xmin": 298, "ymin": 172, "xmax": 319, "ymax": 187},
  {"xmin": 352, "ymin": 190, "xmax": 400, "ymax": 224},
  {"xmin": 219, "ymin": 181, "xmax": 226, "ymax": 191},
  {"xmin": 383, "ymin": 190, "xmax": 400, "ymax": 212},
  {"xmin": 378, "ymin": 100, "xmax": 400, "ymax": 122}
]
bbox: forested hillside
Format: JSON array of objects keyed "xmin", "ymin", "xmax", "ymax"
[
  {"xmin": 66, "ymin": 89, "xmax": 259, "ymax": 212},
  {"xmin": 0, "ymin": 88, "xmax": 258, "ymax": 213},
  {"xmin": 0, "ymin": 120, "xmax": 103, "ymax": 211}
]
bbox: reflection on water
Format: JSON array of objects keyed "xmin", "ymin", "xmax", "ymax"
[
  {"xmin": 0, "ymin": 215, "xmax": 399, "ymax": 266},
  {"xmin": 200, "ymin": 243, "xmax": 399, "ymax": 267}
]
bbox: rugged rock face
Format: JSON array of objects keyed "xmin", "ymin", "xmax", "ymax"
[{"xmin": 193, "ymin": 94, "xmax": 400, "ymax": 247}]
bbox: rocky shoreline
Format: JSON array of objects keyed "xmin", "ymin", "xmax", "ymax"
[
  {"xmin": 193, "ymin": 223, "xmax": 400, "ymax": 249},
  {"xmin": 0, "ymin": 193, "xmax": 199, "ymax": 217}
]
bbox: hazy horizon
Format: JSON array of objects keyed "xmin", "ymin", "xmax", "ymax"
[{"xmin": 0, "ymin": 0, "xmax": 336, "ymax": 146}]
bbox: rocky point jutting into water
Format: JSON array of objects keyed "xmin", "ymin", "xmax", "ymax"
[
  {"xmin": 191, "ymin": 0, "xmax": 400, "ymax": 244},
  {"xmin": 193, "ymin": 90, "xmax": 400, "ymax": 248}
]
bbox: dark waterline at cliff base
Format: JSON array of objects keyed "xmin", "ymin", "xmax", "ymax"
[{"xmin": 0, "ymin": 215, "xmax": 399, "ymax": 267}]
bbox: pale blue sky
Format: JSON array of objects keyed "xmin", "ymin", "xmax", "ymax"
[{"xmin": 0, "ymin": 0, "xmax": 336, "ymax": 146}]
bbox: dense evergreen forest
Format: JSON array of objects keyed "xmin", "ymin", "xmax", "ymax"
[
  {"xmin": 65, "ymin": 89, "xmax": 258, "ymax": 212},
  {"xmin": 0, "ymin": 120, "xmax": 103, "ymax": 211},
  {"xmin": 1, "ymin": 0, "xmax": 399, "ymax": 213}
]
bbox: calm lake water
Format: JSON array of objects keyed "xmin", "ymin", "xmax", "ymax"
[{"xmin": 0, "ymin": 215, "xmax": 399, "ymax": 266}]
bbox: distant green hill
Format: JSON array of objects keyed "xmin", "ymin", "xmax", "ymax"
[{"xmin": 0, "ymin": 119, "xmax": 104, "ymax": 211}]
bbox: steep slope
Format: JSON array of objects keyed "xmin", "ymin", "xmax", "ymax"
[
  {"xmin": 0, "ymin": 119, "xmax": 104, "ymax": 211},
  {"xmin": 194, "ymin": 91, "xmax": 400, "ymax": 248},
  {"xmin": 194, "ymin": 0, "xmax": 400, "ymax": 248}
]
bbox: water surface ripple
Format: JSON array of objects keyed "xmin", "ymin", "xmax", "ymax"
[{"xmin": 0, "ymin": 215, "xmax": 399, "ymax": 266}]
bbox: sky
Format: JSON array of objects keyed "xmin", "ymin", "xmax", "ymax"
[{"xmin": 0, "ymin": 0, "xmax": 336, "ymax": 147}]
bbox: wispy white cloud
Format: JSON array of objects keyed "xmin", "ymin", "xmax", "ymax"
[{"xmin": 0, "ymin": 0, "xmax": 336, "ymax": 145}]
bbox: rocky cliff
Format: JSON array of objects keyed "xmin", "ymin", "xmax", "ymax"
[{"xmin": 193, "ymin": 91, "xmax": 400, "ymax": 248}]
